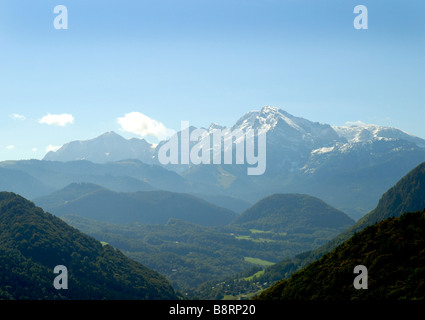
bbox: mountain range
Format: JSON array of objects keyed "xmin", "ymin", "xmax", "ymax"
[
  {"xmin": 26, "ymin": 106, "xmax": 425, "ymax": 220},
  {"xmin": 42, "ymin": 107, "xmax": 425, "ymax": 169},
  {"xmin": 1, "ymin": 107, "xmax": 425, "ymax": 299}
]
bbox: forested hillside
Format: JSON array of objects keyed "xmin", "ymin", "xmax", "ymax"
[
  {"xmin": 0, "ymin": 192, "xmax": 177, "ymax": 300},
  {"xmin": 255, "ymin": 210, "xmax": 425, "ymax": 300},
  {"xmin": 233, "ymin": 193, "xmax": 354, "ymax": 233}
]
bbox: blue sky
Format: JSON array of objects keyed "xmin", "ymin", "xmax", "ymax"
[{"xmin": 0, "ymin": 0, "xmax": 424, "ymax": 161}]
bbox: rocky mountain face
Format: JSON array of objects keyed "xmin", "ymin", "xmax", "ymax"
[{"xmin": 43, "ymin": 131, "xmax": 155, "ymax": 164}]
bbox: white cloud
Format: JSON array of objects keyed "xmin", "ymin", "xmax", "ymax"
[
  {"xmin": 6, "ymin": 145, "xmax": 15, "ymax": 150},
  {"xmin": 46, "ymin": 145, "xmax": 62, "ymax": 152},
  {"xmin": 39, "ymin": 113, "xmax": 74, "ymax": 127},
  {"xmin": 117, "ymin": 112, "xmax": 175, "ymax": 142},
  {"xmin": 32, "ymin": 148, "xmax": 38, "ymax": 152},
  {"xmin": 10, "ymin": 113, "xmax": 26, "ymax": 121}
]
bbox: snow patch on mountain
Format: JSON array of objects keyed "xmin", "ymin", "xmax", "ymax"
[
  {"xmin": 333, "ymin": 122, "xmax": 425, "ymax": 147},
  {"xmin": 312, "ymin": 146, "xmax": 335, "ymax": 155}
]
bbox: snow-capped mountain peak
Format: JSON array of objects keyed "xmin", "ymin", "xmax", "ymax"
[
  {"xmin": 43, "ymin": 131, "xmax": 154, "ymax": 163},
  {"xmin": 231, "ymin": 106, "xmax": 342, "ymax": 149},
  {"xmin": 333, "ymin": 122, "xmax": 425, "ymax": 147},
  {"xmin": 234, "ymin": 106, "xmax": 311, "ymax": 132}
]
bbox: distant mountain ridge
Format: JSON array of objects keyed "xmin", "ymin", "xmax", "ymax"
[
  {"xmin": 35, "ymin": 184, "xmax": 238, "ymax": 226},
  {"xmin": 43, "ymin": 131, "xmax": 155, "ymax": 164},
  {"xmin": 0, "ymin": 159, "xmax": 191, "ymax": 193},
  {"xmin": 0, "ymin": 166, "xmax": 53, "ymax": 199},
  {"xmin": 33, "ymin": 182, "xmax": 107, "ymax": 210}
]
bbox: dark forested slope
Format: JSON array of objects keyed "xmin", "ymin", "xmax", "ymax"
[
  {"xmin": 255, "ymin": 210, "xmax": 425, "ymax": 300},
  {"xmin": 0, "ymin": 192, "xmax": 177, "ymax": 300}
]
